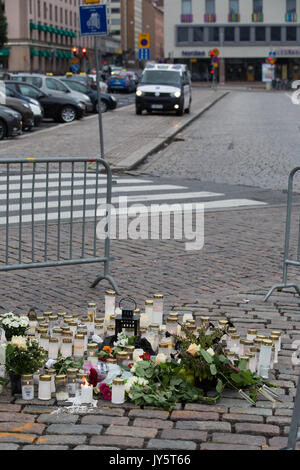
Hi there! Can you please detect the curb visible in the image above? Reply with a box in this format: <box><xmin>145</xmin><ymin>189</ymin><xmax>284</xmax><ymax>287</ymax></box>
<box><xmin>111</xmin><ymin>91</ymin><xmax>229</xmax><ymax>173</ymax></box>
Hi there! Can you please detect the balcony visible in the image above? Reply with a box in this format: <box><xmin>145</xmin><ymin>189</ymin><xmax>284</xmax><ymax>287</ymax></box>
<box><xmin>228</xmin><ymin>13</ymin><xmax>240</xmax><ymax>22</ymax></box>
<box><xmin>252</xmin><ymin>12</ymin><xmax>264</xmax><ymax>22</ymax></box>
<box><xmin>180</xmin><ymin>14</ymin><xmax>193</xmax><ymax>23</ymax></box>
<box><xmin>204</xmin><ymin>13</ymin><xmax>216</xmax><ymax>23</ymax></box>
<box><xmin>285</xmin><ymin>12</ymin><xmax>297</xmax><ymax>22</ymax></box>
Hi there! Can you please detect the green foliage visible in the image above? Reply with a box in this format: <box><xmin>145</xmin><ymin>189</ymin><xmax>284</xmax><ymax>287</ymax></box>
<box><xmin>52</xmin><ymin>355</ymin><xmax>84</xmax><ymax>375</ymax></box>
<box><xmin>5</xmin><ymin>339</ymin><xmax>48</xmax><ymax>376</ymax></box>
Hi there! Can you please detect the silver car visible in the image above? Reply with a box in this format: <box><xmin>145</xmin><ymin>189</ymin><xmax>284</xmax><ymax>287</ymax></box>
<box><xmin>11</xmin><ymin>73</ymin><xmax>93</xmax><ymax>113</ymax></box>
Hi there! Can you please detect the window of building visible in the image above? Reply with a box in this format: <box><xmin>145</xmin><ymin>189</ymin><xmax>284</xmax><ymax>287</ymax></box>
<box><xmin>287</xmin><ymin>0</ymin><xmax>296</xmax><ymax>14</ymax></box>
<box><xmin>49</xmin><ymin>4</ymin><xmax>52</xmax><ymax>21</ymax></box>
<box><xmin>111</xmin><ymin>18</ymin><xmax>120</xmax><ymax>24</ymax></box>
<box><xmin>229</xmin><ymin>0</ymin><xmax>239</xmax><ymax>14</ymax></box>
<box><xmin>224</xmin><ymin>26</ymin><xmax>235</xmax><ymax>41</ymax></box>
<box><xmin>255</xmin><ymin>26</ymin><xmax>265</xmax><ymax>40</ymax></box>
<box><xmin>181</xmin><ymin>0</ymin><xmax>192</xmax><ymax>15</ymax></box>
<box><xmin>43</xmin><ymin>1</ymin><xmax>47</xmax><ymax>19</ymax></box>
<box><xmin>206</xmin><ymin>0</ymin><xmax>215</xmax><ymax>14</ymax></box>
<box><xmin>70</xmin><ymin>11</ymin><xmax>72</xmax><ymax>26</ymax></box>
<box><xmin>253</xmin><ymin>0</ymin><xmax>263</xmax><ymax>13</ymax></box>
<box><xmin>60</xmin><ymin>8</ymin><xmax>63</xmax><ymax>23</ymax></box>
<box><xmin>111</xmin><ymin>8</ymin><xmax>120</xmax><ymax>14</ymax></box>
<box><xmin>286</xmin><ymin>26</ymin><xmax>297</xmax><ymax>40</ymax></box>
<box><xmin>208</xmin><ymin>26</ymin><xmax>219</xmax><ymax>41</ymax></box>
<box><xmin>240</xmin><ymin>26</ymin><xmax>250</xmax><ymax>41</ymax></box>
<box><xmin>55</xmin><ymin>6</ymin><xmax>58</xmax><ymax>22</ymax></box>
<box><xmin>65</xmin><ymin>9</ymin><xmax>68</xmax><ymax>24</ymax></box>
<box><xmin>193</xmin><ymin>27</ymin><xmax>204</xmax><ymax>42</ymax></box>
<box><xmin>37</xmin><ymin>0</ymin><xmax>41</xmax><ymax>18</ymax></box>
<box><xmin>271</xmin><ymin>26</ymin><xmax>281</xmax><ymax>41</ymax></box>
<box><xmin>177</xmin><ymin>27</ymin><xmax>189</xmax><ymax>42</ymax></box>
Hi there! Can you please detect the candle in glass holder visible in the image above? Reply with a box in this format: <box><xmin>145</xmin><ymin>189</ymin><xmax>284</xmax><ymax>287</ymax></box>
<box><xmin>200</xmin><ymin>316</ymin><xmax>210</xmax><ymax>328</ymax></box>
<box><xmin>68</xmin><ymin>321</ymin><xmax>78</xmax><ymax>338</ymax></box>
<box><xmin>67</xmin><ymin>368</ymin><xmax>78</xmax><ymax>396</ymax></box>
<box><xmin>49</xmin><ymin>315</ymin><xmax>58</xmax><ymax>333</ymax></box>
<box><xmin>145</xmin><ymin>324</ymin><xmax>160</xmax><ymax>353</ymax></box>
<box><xmin>271</xmin><ymin>331</ymin><xmax>282</xmax><ymax>351</ymax></box>
<box><xmin>74</xmin><ymin>334</ymin><xmax>85</xmax><ymax>358</ymax></box>
<box><xmin>78</xmin><ymin>329</ymin><xmax>88</xmax><ymax>351</ymax></box>
<box><xmin>270</xmin><ymin>335</ymin><xmax>280</xmax><ymax>364</ymax></box>
<box><xmin>116</xmin><ymin>351</ymin><xmax>130</xmax><ymax>367</ymax></box>
<box><xmin>80</xmin><ymin>377</ymin><xmax>93</xmax><ymax>404</ymax></box>
<box><xmin>55</xmin><ymin>375</ymin><xmax>69</xmax><ymax>401</ymax></box>
<box><xmin>72</xmin><ymin>313</ymin><xmax>79</xmax><ymax>324</ymax></box>
<box><xmin>133</xmin><ymin>348</ymin><xmax>144</xmax><ymax>362</ymax></box>
<box><xmin>247</xmin><ymin>329</ymin><xmax>257</xmax><ymax>342</ymax></box>
<box><xmin>60</xmin><ymin>338</ymin><xmax>73</xmax><ymax>358</ymax></box>
<box><xmin>166</xmin><ymin>317</ymin><xmax>178</xmax><ymax>336</ymax></box>
<box><xmin>105</xmin><ymin>290</ymin><xmax>116</xmax><ymax>324</ymax></box>
<box><xmin>87</xmin><ymin>302</ymin><xmax>97</xmax><ymax>324</ymax></box>
<box><xmin>94</xmin><ymin>318</ymin><xmax>105</xmax><ymax>337</ymax></box>
<box><xmin>48</xmin><ymin>337</ymin><xmax>59</xmax><ymax>360</ymax></box>
<box><xmin>75</xmin><ymin>373</ymin><xmax>86</xmax><ymax>397</ymax></box>
<box><xmin>158</xmin><ymin>342</ymin><xmax>169</xmax><ymax>357</ymax></box>
<box><xmin>183</xmin><ymin>313</ymin><xmax>194</xmax><ymax>323</ymax></box>
<box><xmin>111</xmin><ymin>378</ymin><xmax>125</xmax><ymax>404</ymax></box>
<box><xmin>21</xmin><ymin>375</ymin><xmax>34</xmax><ymax>400</ymax></box>
<box><xmin>258</xmin><ymin>339</ymin><xmax>273</xmax><ymax>378</ymax></box>
<box><xmin>39</xmin><ymin>334</ymin><xmax>50</xmax><ymax>353</ymax></box>
<box><xmin>245</xmin><ymin>352</ymin><xmax>256</xmax><ymax>372</ymax></box>
<box><xmin>140</xmin><ymin>311</ymin><xmax>150</xmax><ymax>329</ymax></box>
<box><xmin>38</xmin><ymin>374</ymin><xmax>52</xmax><ymax>400</ymax></box>
<box><xmin>52</xmin><ymin>328</ymin><xmax>62</xmax><ymax>348</ymax></box>
<box><xmin>230</xmin><ymin>334</ymin><xmax>240</xmax><ymax>354</ymax></box>
<box><xmin>152</xmin><ymin>294</ymin><xmax>164</xmax><ymax>325</ymax></box>
<box><xmin>57</xmin><ymin>312</ymin><xmax>66</xmax><ymax>327</ymax></box>
<box><xmin>87</xmin><ymin>343</ymin><xmax>99</xmax><ymax>365</ymax></box>
<box><xmin>124</xmin><ymin>345</ymin><xmax>135</xmax><ymax>362</ymax></box>
<box><xmin>145</xmin><ymin>300</ymin><xmax>153</xmax><ymax>324</ymax></box>
<box><xmin>47</xmin><ymin>369</ymin><xmax>56</xmax><ymax>394</ymax></box>
<box><xmin>33</xmin><ymin>368</ymin><xmax>42</xmax><ymax>385</ymax></box>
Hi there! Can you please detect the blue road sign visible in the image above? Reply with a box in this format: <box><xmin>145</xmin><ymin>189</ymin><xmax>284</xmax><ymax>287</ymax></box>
<box><xmin>138</xmin><ymin>48</ymin><xmax>150</xmax><ymax>61</ymax></box>
<box><xmin>72</xmin><ymin>64</ymin><xmax>80</xmax><ymax>73</ymax></box>
<box><xmin>79</xmin><ymin>4</ymin><xmax>108</xmax><ymax>37</ymax></box>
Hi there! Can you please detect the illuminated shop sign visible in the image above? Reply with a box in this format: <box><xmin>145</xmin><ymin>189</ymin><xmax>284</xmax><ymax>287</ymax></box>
<box><xmin>181</xmin><ymin>51</ymin><xmax>206</xmax><ymax>57</ymax></box>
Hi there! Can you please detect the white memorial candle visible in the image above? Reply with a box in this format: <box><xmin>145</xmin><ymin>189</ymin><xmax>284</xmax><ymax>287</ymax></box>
<box><xmin>80</xmin><ymin>379</ymin><xmax>93</xmax><ymax>404</ymax></box>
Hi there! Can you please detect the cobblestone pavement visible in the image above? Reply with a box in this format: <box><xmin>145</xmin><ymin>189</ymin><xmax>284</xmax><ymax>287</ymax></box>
<box><xmin>138</xmin><ymin>90</ymin><xmax>300</xmax><ymax>192</ymax></box>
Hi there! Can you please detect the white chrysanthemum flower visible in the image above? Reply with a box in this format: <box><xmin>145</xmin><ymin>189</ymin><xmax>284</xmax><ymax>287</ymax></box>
<box><xmin>125</xmin><ymin>376</ymin><xmax>149</xmax><ymax>397</ymax></box>
<box><xmin>206</xmin><ymin>347</ymin><xmax>215</xmax><ymax>357</ymax></box>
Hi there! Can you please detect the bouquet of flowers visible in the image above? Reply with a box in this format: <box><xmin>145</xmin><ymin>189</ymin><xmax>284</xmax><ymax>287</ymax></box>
<box><xmin>1</xmin><ymin>313</ymin><xmax>29</xmax><ymax>341</ymax></box>
<box><xmin>5</xmin><ymin>336</ymin><xmax>48</xmax><ymax>376</ymax></box>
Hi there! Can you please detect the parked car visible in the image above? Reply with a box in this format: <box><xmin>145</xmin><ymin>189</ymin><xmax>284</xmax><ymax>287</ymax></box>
<box><xmin>125</xmin><ymin>71</ymin><xmax>139</xmax><ymax>86</ymax></box>
<box><xmin>107</xmin><ymin>72</ymin><xmax>136</xmax><ymax>93</ymax></box>
<box><xmin>4</xmin><ymin>86</ymin><xmax>44</xmax><ymax>127</ymax></box>
<box><xmin>60</xmin><ymin>78</ymin><xmax>117</xmax><ymax>113</ymax></box>
<box><xmin>0</xmin><ymin>92</ymin><xmax>35</xmax><ymax>130</ymax></box>
<box><xmin>5</xmin><ymin>81</ymin><xmax>85</xmax><ymax>123</ymax></box>
<box><xmin>11</xmin><ymin>74</ymin><xmax>93</xmax><ymax>113</ymax></box>
<box><xmin>87</xmin><ymin>74</ymin><xmax>108</xmax><ymax>93</ymax></box>
<box><xmin>0</xmin><ymin>105</ymin><xmax>22</xmax><ymax>140</ymax></box>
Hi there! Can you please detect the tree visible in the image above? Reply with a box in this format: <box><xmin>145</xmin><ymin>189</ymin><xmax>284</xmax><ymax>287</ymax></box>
<box><xmin>0</xmin><ymin>5</ymin><xmax>8</xmax><ymax>49</ymax></box>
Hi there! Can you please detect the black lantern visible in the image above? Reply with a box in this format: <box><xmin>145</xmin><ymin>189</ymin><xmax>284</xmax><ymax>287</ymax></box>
<box><xmin>115</xmin><ymin>297</ymin><xmax>140</xmax><ymax>337</ymax></box>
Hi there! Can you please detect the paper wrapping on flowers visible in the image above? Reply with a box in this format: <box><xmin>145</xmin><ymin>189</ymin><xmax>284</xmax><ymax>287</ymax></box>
<box><xmin>0</xmin><ymin>344</ymin><xmax>6</xmax><ymax>365</ymax></box>
<box><xmin>104</xmin><ymin>364</ymin><xmax>132</xmax><ymax>384</ymax></box>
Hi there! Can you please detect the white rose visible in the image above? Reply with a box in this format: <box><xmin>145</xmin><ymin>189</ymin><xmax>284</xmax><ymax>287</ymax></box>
<box><xmin>10</xmin><ymin>336</ymin><xmax>27</xmax><ymax>350</ymax></box>
<box><xmin>155</xmin><ymin>353</ymin><xmax>167</xmax><ymax>365</ymax></box>
<box><xmin>206</xmin><ymin>347</ymin><xmax>215</xmax><ymax>357</ymax></box>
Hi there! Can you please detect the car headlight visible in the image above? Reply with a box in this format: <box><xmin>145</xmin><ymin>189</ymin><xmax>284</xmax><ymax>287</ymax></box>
<box><xmin>173</xmin><ymin>91</ymin><xmax>181</xmax><ymax>98</ymax></box>
<box><xmin>136</xmin><ymin>89</ymin><xmax>143</xmax><ymax>97</ymax></box>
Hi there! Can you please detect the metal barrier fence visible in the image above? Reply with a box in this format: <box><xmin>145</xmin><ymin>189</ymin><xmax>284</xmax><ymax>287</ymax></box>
<box><xmin>0</xmin><ymin>157</ymin><xmax>119</xmax><ymax>293</ymax></box>
<box><xmin>265</xmin><ymin>167</ymin><xmax>300</xmax><ymax>301</ymax></box>
<box><xmin>283</xmin><ymin>374</ymin><xmax>300</xmax><ymax>450</ymax></box>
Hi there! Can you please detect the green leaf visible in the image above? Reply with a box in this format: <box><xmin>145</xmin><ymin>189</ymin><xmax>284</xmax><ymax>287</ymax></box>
<box><xmin>216</xmin><ymin>379</ymin><xmax>224</xmax><ymax>394</ymax></box>
<box><xmin>200</xmin><ymin>349</ymin><xmax>213</xmax><ymax>364</ymax></box>
<box><xmin>210</xmin><ymin>364</ymin><xmax>217</xmax><ymax>375</ymax></box>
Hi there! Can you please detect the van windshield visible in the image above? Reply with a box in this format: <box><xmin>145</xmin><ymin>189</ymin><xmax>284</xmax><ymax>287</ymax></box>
<box><xmin>140</xmin><ymin>70</ymin><xmax>181</xmax><ymax>87</ymax></box>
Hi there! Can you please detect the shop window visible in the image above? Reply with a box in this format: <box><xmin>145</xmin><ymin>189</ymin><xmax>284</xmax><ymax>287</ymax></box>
<box><xmin>224</xmin><ymin>26</ymin><xmax>235</xmax><ymax>41</ymax></box>
<box><xmin>193</xmin><ymin>27</ymin><xmax>204</xmax><ymax>42</ymax></box>
<box><xmin>177</xmin><ymin>27</ymin><xmax>189</xmax><ymax>43</ymax></box>
<box><xmin>286</xmin><ymin>26</ymin><xmax>297</xmax><ymax>41</ymax></box>
<box><xmin>271</xmin><ymin>26</ymin><xmax>281</xmax><ymax>41</ymax></box>
<box><xmin>240</xmin><ymin>26</ymin><xmax>250</xmax><ymax>41</ymax></box>
<box><xmin>208</xmin><ymin>27</ymin><xmax>219</xmax><ymax>41</ymax></box>
<box><xmin>182</xmin><ymin>0</ymin><xmax>192</xmax><ymax>14</ymax></box>
<box><xmin>255</xmin><ymin>26</ymin><xmax>265</xmax><ymax>41</ymax></box>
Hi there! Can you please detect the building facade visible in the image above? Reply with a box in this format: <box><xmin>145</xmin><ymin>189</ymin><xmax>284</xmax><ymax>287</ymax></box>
<box><xmin>142</xmin><ymin>0</ymin><xmax>164</xmax><ymax>62</ymax></box>
<box><xmin>2</xmin><ymin>0</ymin><xmax>121</xmax><ymax>74</ymax></box>
<box><xmin>165</xmin><ymin>0</ymin><xmax>300</xmax><ymax>82</ymax></box>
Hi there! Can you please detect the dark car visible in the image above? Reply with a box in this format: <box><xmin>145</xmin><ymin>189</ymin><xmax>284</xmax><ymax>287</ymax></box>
<box><xmin>4</xmin><ymin>86</ymin><xmax>44</xmax><ymax>127</ymax></box>
<box><xmin>0</xmin><ymin>105</ymin><xmax>22</xmax><ymax>140</ymax></box>
<box><xmin>60</xmin><ymin>78</ymin><xmax>117</xmax><ymax>113</ymax></box>
<box><xmin>107</xmin><ymin>72</ymin><xmax>136</xmax><ymax>93</ymax></box>
<box><xmin>5</xmin><ymin>81</ymin><xmax>85</xmax><ymax>123</ymax></box>
<box><xmin>0</xmin><ymin>92</ymin><xmax>35</xmax><ymax>131</ymax></box>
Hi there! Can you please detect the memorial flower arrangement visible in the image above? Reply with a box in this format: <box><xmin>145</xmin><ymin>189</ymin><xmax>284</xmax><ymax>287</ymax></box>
<box><xmin>0</xmin><ymin>313</ymin><xmax>29</xmax><ymax>341</ymax></box>
<box><xmin>5</xmin><ymin>336</ymin><xmax>48</xmax><ymax>376</ymax></box>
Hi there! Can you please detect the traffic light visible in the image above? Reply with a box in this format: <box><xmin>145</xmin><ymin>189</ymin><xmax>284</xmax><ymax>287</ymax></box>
<box><xmin>209</xmin><ymin>50</ymin><xmax>214</xmax><ymax>58</ymax></box>
<box><xmin>82</xmin><ymin>48</ymin><xmax>87</xmax><ymax>55</ymax></box>
<box><xmin>72</xmin><ymin>47</ymin><xmax>78</xmax><ymax>57</ymax></box>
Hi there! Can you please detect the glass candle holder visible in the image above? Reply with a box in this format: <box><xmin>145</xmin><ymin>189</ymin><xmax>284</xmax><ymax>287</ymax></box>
<box><xmin>166</xmin><ymin>317</ymin><xmax>178</xmax><ymax>336</ymax></box>
<box><xmin>52</xmin><ymin>328</ymin><xmax>62</xmax><ymax>349</ymax></box>
<box><xmin>124</xmin><ymin>345</ymin><xmax>135</xmax><ymax>362</ymax></box>
<box><xmin>48</xmin><ymin>337</ymin><xmax>59</xmax><ymax>360</ymax></box>
<box><xmin>270</xmin><ymin>335</ymin><xmax>279</xmax><ymax>364</ymax></box>
<box><xmin>87</xmin><ymin>302</ymin><xmax>97</xmax><ymax>324</ymax></box>
<box><xmin>74</xmin><ymin>334</ymin><xmax>85</xmax><ymax>358</ymax></box>
<box><xmin>28</xmin><ymin>319</ymin><xmax>38</xmax><ymax>336</ymax></box>
<box><xmin>152</xmin><ymin>294</ymin><xmax>164</xmax><ymax>325</ymax></box>
<box><xmin>36</xmin><ymin>327</ymin><xmax>47</xmax><ymax>341</ymax></box>
<box><xmin>55</xmin><ymin>375</ymin><xmax>69</xmax><ymax>402</ymax></box>
<box><xmin>60</xmin><ymin>338</ymin><xmax>73</xmax><ymax>359</ymax></box>
<box><xmin>49</xmin><ymin>315</ymin><xmax>58</xmax><ymax>332</ymax></box>
<box><xmin>94</xmin><ymin>319</ymin><xmax>105</xmax><ymax>337</ymax></box>
<box><xmin>80</xmin><ymin>378</ymin><xmax>93</xmax><ymax>404</ymax></box>
<box><xmin>245</xmin><ymin>352</ymin><xmax>257</xmax><ymax>373</ymax></box>
<box><xmin>111</xmin><ymin>378</ymin><xmax>125</xmax><ymax>404</ymax></box>
<box><xmin>75</xmin><ymin>373</ymin><xmax>86</xmax><ymax>397</ymax></box>
<box><xmin>106</xmin><ymin>326</ymin><xmax>116</xmax><ymax>337</ymax></box>
<box><xmin>230</xmin><ymin>334</ymin><xmax>240</xmax><ymax>354</ymax></box>
<box><xmin>87</xmin><ymin>343</ymin><xmax>99</xmax><ymax>365</ymax></box>
<box><xmin>67</xmin><ymin>368</ymin><xmax>78</xmax><ymax>396</ymax></box>
<box><xmin>225</xmin><ymin>350</ymin><xmax>235</xmax><ymax>362</ymax></box>
<box><xmin>139</xmin><ymin>327</ymin><xmax>147</xmax><ymax>338</ymax></box>
<box><xmin>21</xmin><ymin>374</ymin><xmax>34</xmax><ymax>400</ymax></box>
<box><xmin>33</xmin><ymin>368</ymin><xmax>42</xmax><ymax>386</ymax></box>
<box><xmin>145</xmin><ymin>300</ymin><xmax>154</xmax><ymax>324</ymax></box>
<box><xmin>124</xmin><ymin>327</ymin><xmax>135</xmax><ymax>338</ymax></box>
<box><xmin>62</xmin><ymin>330</ymin><xmax>73</xmax><ymax>343</ymax></box>
<box><xmin>247</xmin><ymin>329</ymin><xmax>257</xmax><ymax>342</ymax></box>
<box><xmin>72</xmin><ymin>314</ymin><xmax>79</xmax><ymax>324</ymax></box>
<box><xmin>57</xmin><ymin>313</ymin><xmax>66</xmax><ymax>326</ymax></box>
<box><xmin>271</xmin><ymin>331</ymin><xmax>281</xmax><ymax>351</ymax></box>
<box><xmin>140</xmin><ymin>312</ymin><xmax>150</xmax><ymax>329</ymax></box>
<box><xmin>258</xmin><ymin>339</ymin><xmax>273</xmax><ymax>378</ymax></box>
<box><xmin>38</xmin><ymin>375</ymin><xmax>52</xmax><ymax>400</ymax></box>
<box><xmin>133</xmin><ymin>348</ymin><xmax>144</xmax><ymax>362</ymax></box>
<box><xmin>183</xmin><ymin>313</ymin><xmax>194</xmax><ymax>323</ymax></box>
<box><xmin>158</xmin><ymin>342</ymin><xmax>169</xmax><ymax>357</ymax></box>
<box><xmin>43</xmin><ymin>312</ymin><xmax>52</xmax><ymax>321</ymax></box>
<box><xmin>116</xmin><ymin>351</ymin><xmax>130</xmax><ymax>367</ymax></box>
<box><xmin>200</xmin><ymin>316</ymin><xmax>210</xmax><ymax>328</ymax></box>
<box><xmin>47</xmin><ymin>369</ymin><xmax>56</xmax><ymax>394</ymax></box>
<box><xmin>105</xmin><ymin>290</ymin><xmax>116</xmax><ymax>324</ymax></box>
<box><xmin>219</xmin><ymin>320</ymin><xmax>228</xmax><ymax>328</ymax></box>
<box><xmin>68</xmin><ymin>321</ymin><xmax>78</xmax><ymax>338</ymax></box>
<box><xmin>78</xmin><ymin>329</ymin><xmax>88</xmax><ymax>351</ymax></box>
<box><xmin>145</xmin><ymin>324</ymin><xmax>160</xmax><ymax>353</ymax></box>
<box><xmin>39</xmin><ymin>334</ymin><xmax>50</xmax><ymax>353</ymax></box>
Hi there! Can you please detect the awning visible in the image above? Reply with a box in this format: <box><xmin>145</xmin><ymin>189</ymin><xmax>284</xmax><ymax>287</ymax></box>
<box><xmin>30</xmin><ymin>48</ymin><xmax>39</xmax><ymax>57</ymax></box>
<box><xmin>30</xmin><ymin>21</ymin><xmax>38</xmax><ymax>30</ymax></box>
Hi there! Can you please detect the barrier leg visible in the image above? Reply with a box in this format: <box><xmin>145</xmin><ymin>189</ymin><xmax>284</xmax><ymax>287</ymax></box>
<box><xmin>264</xmin><ymin>282</ymin><xmax>300</xmax><ymax>302</ymax></box>
<box><xmin>282</xmin><ymin>375</ymin><xmax>300</xmax><ymax>450</ymax></box>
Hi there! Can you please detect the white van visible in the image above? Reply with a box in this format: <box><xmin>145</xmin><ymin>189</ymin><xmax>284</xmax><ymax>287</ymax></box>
<box><xmin>135</xmin><ymin>63</ymin><xmax>192</xmax><ymax>116</ymax></box>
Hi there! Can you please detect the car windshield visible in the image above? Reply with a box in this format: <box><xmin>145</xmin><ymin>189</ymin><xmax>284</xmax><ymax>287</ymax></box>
<box><xmin>140</xmin><ymin>70</ymin><xmax>181</xmax><ymax>87</ymax></box>
<box><xmin>20</xmin><ymin>76</ymin><xmax>43</xmax><ymax>88</ymax></box>
<box><xmin>63</xmin><ymin>80</ymin><xmax>87</xmax><ymax>93</ymax></box>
